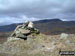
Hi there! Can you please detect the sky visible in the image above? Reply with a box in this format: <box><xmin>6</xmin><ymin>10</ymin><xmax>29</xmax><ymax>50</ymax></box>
<box><xmin>0</xmin><ymin>0</ymin><xmax>75</xmax><ymax>25</ymax></box>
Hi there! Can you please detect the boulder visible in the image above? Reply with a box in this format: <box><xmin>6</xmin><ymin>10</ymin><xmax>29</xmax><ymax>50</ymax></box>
<box><xmin>60</xmin><ymin>33</ymin><xmax>69</xmax><ymax>39</ymax></box>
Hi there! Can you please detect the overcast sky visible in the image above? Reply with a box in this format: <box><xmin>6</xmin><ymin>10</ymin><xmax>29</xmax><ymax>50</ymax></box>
<box><xmin>0</xmin><ymin>0</ymin><xmax>75</xmax><ymax>25</ymax></box>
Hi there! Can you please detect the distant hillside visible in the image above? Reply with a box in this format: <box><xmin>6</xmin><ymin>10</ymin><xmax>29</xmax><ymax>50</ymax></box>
<box><xmin>0</xmin><ymin>19</ymin><xmax>75</xmax><ymax>34</ymax></box>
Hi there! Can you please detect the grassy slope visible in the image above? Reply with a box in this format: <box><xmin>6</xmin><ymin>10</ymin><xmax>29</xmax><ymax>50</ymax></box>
<box><xmin>0</xmin><ymin>33</ymin><xmax>75</xmax><ymax>56</ymax></box>
<box><xmin>0</xmin><ymin>31</ymin><xmax>12</xmax><ymax>44</ymax></box>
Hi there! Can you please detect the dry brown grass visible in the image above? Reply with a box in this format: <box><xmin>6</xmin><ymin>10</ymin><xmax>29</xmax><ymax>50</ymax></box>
<box><xmin>0</xmin><ymin>33</ymin><xmax>75</xmax><ymax>56</ymax></box>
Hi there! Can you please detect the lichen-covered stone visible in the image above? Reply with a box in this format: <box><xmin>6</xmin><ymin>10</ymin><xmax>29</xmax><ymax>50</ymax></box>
<box><xmin>60</xmin><ymin>33</ymin><xmax>69</xmax><ymax>39</ymax></box>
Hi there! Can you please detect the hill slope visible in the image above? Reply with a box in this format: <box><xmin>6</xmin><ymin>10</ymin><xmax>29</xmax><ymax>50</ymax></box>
<box><xmin>0</xmin><ymin>33</ymin><xmax>75</xmax><ymax>56</ymax></box>
<box><xmin>0</xmin><ymin>19</ymin><xmax>75</xmax><ymax>34</ymax></box>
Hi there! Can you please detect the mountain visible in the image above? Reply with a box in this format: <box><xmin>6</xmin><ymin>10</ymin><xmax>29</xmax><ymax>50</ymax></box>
<box><xmin>34</xmin><ymin>19</ymin><xmax>62</xmax><ymax>23</ymax></box>
<box><xmin>0</xmin><ymin>19</ymin><xmax>75</xmax><ymax>34</ymax></box>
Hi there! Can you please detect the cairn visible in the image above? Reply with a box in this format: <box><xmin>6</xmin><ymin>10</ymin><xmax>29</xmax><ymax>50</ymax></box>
<box><xmin>10</xmin><ymin>21</ymin><xmax>40</xmax><ymax>40</ymax></box>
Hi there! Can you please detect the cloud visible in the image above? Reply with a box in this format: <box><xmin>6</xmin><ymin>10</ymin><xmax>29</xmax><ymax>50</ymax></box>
<box><xmin>0</xmin><ymin>15</ymin><xmax>40</xmax><ymax>26</ymax></box>
<box><xmin>0</xmin><ymin>0</ymin><xmax>75</xmax><ymax>25</ymax></box>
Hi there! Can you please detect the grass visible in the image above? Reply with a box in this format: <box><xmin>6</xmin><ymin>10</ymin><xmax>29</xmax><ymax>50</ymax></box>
<box><xmin>0</xmin><ymin>33</ymin><xmax>75</xmax><ymax>56</ymax></box>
